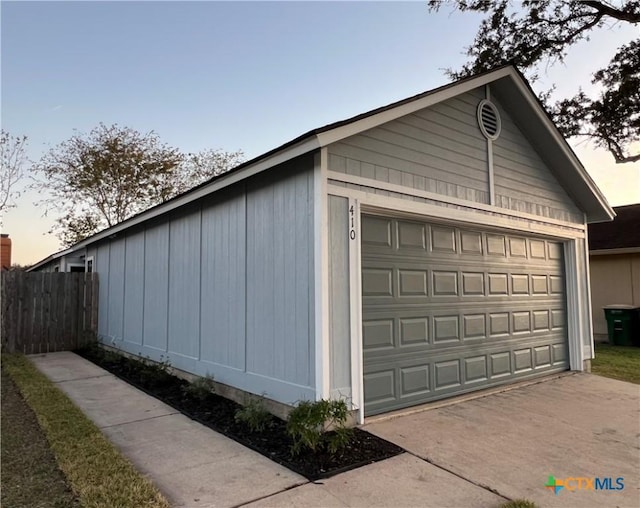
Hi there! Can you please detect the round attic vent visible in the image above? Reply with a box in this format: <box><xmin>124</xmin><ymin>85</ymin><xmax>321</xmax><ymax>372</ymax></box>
<box><xmin>477</xmin><ymin>99</ymin><xmax>501</xmax><ymax>140</ymax></box>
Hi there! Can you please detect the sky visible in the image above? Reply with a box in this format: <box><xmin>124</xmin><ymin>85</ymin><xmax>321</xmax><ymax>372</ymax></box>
<box><xmin>2</xmin><ymin>1</ymin><xmax>639</xmax><ymax>265</ymax></box>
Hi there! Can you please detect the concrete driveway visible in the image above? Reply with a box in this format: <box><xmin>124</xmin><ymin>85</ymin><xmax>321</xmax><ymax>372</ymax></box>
<box><xmin>365</xmin><ymin>373</ymin><xmax>639</xmax><ymax>508</ymax></box>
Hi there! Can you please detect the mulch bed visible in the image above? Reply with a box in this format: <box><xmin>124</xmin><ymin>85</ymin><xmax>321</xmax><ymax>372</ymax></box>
<box><xmin>75</xmin><ymin>346</ymin><xmax>404</xmax><ymax>480</ymax></box>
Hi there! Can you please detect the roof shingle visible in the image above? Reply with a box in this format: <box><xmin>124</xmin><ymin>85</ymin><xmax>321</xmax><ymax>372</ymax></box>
<box><xmin>588</xmin><ymin>204</ymin><xmax>640</xmax><ymax>251</ymax></box>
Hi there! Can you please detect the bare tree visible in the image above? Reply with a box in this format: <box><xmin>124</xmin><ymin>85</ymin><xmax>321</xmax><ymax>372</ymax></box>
<box><xmin>0</xmin><ymin>130</ymin><xmax>28</xmax><ymax>221</ymax></box>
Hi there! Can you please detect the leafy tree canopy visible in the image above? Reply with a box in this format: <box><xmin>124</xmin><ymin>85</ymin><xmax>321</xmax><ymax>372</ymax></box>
<box><xmin>33</xmin><ymin>123</ymin><xmax>244</xmax><ymax>247</ymax></box>
<box><xmin>427</xmin><ymin>0</ymin><xmax>640</xmax><ymax>164</ymax></box>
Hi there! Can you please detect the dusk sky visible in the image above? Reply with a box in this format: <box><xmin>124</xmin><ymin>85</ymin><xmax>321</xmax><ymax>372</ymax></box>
<box><xmin>2</xmin><ymin>1</ymin><xmax>638</xmax><ymax>265</ymax></box>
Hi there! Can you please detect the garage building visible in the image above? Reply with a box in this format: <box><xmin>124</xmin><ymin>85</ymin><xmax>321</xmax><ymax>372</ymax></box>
<box><xmin>30</xmin><ymin>65</ymin><xmax>613</xmax><ymax>422</ymax></box>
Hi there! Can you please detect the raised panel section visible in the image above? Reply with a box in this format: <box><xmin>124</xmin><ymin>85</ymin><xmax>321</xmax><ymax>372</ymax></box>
<box><xmin>465</xmin><ymin>356</ymin><xmax>487</xmax><ymax>382</ymax></box>
<box><xmin>400</xmin><ymin>318</ymin><xmax>429</xmax><ymax>345</ymax></box>
<box><xmin>513</xmin><ymin>312</ymin><xmax>531</xmax><ymax>333</ymax></box>
<box><xmin>491</xmin><ymin>352</ymin><xmax>511</xmax><ymax>377</ymax></box>
<box><xmin>530</xmin><ymin>240</ymin><xmax>546</xmax><ymax>259</ymax></box>
<box><xmin>460</xmin><ymin>231</ymin><xmax>482</xmax><ymax>254</ymax></box>
<box><xmin>398</xmin><ymin>221</ymin><xmax>426</xmax><ymax>249</ymax></box>
<box><xmin>489</xmin><ymin>313</ymin><xmax>509</xmax><ymax>336</ymax></box>
<box><xmin>361</xmin><ymin>216</ymin><xmax>391</xmax><ymax>247</ymax></box>
<box><xmin>488</xmin><ymin>273</ymin><xmax>508</xmax><ymax>295</ymax></box>
<box><xmin>514</xmin><ymin>349</ymin><xmax>532</xmax><ymax>372</ymax></box>
<box><xmin>550</xmin><ymin>276</ymin><xmax>564</xmax><ymax>294</ymax></box>
<box><xmin>401</xmin><ymin>366</ymin><xmax>430</xmax><ymax>396</ymax></box>
<box><xmin>509</xmin><ymin>237</ymin><xmax>527</xmax><ymax>257</ymax></box>
<box><xmin>534</xmin><ymin>346</ymin><xmax>551</xmax><ymax>367</ymax></box>
<box><xmin>431</xmin><ymin>226</ymin><xmax>456</xmax><ymax>252</ymax></box>
<box><xmin>552</xmin><ymin>343</ymin><xmax>567</xmax><ymax>363</ymax></box>
<box><xmin>512</xmin><ymin>274</ymin><xmax>529</xmax><ymax>294</ymax></box>
<box><xmin>435</xmin><ymin>360</ymin><xmax>461</xmax><ymax>389</ymax></box>
<box><xmin>363</xmin><ymin>320</ymin><xmax>394</xmax><ymax>350</ymax></box>
<box><xmin>364</xmin><ymin>370</ymin><xmax>396</xmax><ymax>403</ymax></box>
<box><xmin>433</xmin><ymin>271</ymin><xmax>458</xmax><ymax>295</ymax></box>
<box><xmin>399</xmin><ymin>270</ymin><xmax>428</xmax><ymax>296</ymax></box>
<box><xmin>362</xmin><ymin>269</ymin><xmax>393</xmax><ymax>296</ymax></box>
<box><xmin>531</xmin><ymin>275</ymin><xmax>548</xmax><ymax>294</ymax></box>
<box><xmin>549</xmin><ymin>242</ymin><xmax>563</xmax><ymax>260</ymax></box>
<box><xmin>487</xmin><ymin>235</ymin><xmax>506</xmax><ymax>256</ymax></box>
<box><xmin>463</xmin><ymin>314</ymin><xmax>485</xmax><ymax>339</ymax></box>
<box><xmin>462</xmin><ymin>272</ymin><xmax>484</xmax><ymax>295</ymax></box>
<box><xmin>551</xmin><ymin>309</ymin><xmax>565</xmax><ymax>330</ymax></box>
<box><xmin>434</xmin><ymin>316</ymin><xmax>459</xmax><ymax>342</ymax></box>
<box><xmin>532</xmin><ymin>310</ymin><xmax>550</xmax><ymax>331</ymax></box>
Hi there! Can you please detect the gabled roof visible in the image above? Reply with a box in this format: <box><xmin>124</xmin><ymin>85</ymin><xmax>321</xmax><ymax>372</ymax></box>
<box><xmin>30</xmin><ymin>64</ymin><xmax>614</xmax><ymax>270</ymax></box>
<box><xmin>588</xmin><ymin>203</ymin><xmax>640</xmax><ymax>253</ymax></box>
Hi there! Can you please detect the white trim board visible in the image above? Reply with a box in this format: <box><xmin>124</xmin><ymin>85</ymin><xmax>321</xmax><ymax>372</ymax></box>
<box><xmin>327</xmin><ymin>171</ymin><xmax>585</xmax><ymax>232</ymax></box>
<box><xmin>314</xmin><ymin>148</ymin><xmax>331</xmax><ymax>400</ymax></box>
<box><xmin>347</xmin><ymin>197</ymin><xmax>365</xmax><ymax>424</ymax></box>
<box><xmin>327</xmin><ymin>184</ymin><xmax>586</xmax><ymax>240</ymax></box>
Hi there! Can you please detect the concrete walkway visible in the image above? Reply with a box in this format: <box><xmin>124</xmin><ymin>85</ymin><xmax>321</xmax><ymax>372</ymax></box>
<box><xmin>30</xmin><ymin>352</ymin><xmax>505</xmax><ymax>508</ymax></box>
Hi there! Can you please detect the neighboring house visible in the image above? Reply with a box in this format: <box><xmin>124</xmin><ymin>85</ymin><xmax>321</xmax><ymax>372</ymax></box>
<box><xmin>29</xmin><ymin>66</ymin><xmax>613</xmax><ymax>421</ymax></box>
<box><xmin>30</xmin><ymin>249</ymin><xmax>89</xmax><ymax>272</ymax></box>
<box><xmin>588</xmin><ymin>204</ymin><xmax>640</xmax><ymax>341</ymax></box>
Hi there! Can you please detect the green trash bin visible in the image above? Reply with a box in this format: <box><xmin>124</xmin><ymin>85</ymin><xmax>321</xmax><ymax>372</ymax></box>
<box><xmin>603</xmin><ymin>305</ymin><xmax>640</xmax><ymax>346</ymax></box>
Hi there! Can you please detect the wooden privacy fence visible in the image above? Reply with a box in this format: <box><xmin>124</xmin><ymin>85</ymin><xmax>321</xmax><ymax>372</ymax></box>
<box><xmin>1</xmin><ymin>272</ymin><xmax>99</xmax><ymax>354</ymax></box>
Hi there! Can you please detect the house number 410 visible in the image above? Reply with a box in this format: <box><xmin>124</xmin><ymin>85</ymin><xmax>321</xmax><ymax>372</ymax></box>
<box><xmin>349</xmin><ymin>205</ymin><xmax>356</xmax><ymax>240</ymax></box>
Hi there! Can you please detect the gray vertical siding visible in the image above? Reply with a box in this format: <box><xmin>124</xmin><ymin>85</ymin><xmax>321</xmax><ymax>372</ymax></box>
<box><xmin>96</xmin><ymin>243</ymin><xmax>110</xmax><ymax>338</ymax></box>
<box><xmin>143</xmin><ymin>224</ymin><xmax>169</xmax><ymax>351</ymax></box>
<box><xmin>328</xmin><ymin>196</ymin><xmax>351</xmax><ymax>398</ymax></box>
<box><xmin>107</xmin><ymin>239</ymin><xmax>125</xmax><ymax>340</ymax></box>
<box><xmin>123</xmin><ymin>234</ymin><xmax>144</xmax><ymax>345</ymax></box>
<box><xmin>92</xmin><ymin>156</ymin><xmax>316</xmax><ymax>405</ymax></box>
<box><xmin>168</xmin><ymin>210</ymin><xmax>201</xmax><ymax>359</ymax></box>
<box><xmin>246</xmin><ymin>163</ymin><xmax>315</xmax><ymax>389</ymax></box>
<box><xmin>200</xmin><ymin>192</ymin><xmax>246</xmax><ymax>370</ymax></box>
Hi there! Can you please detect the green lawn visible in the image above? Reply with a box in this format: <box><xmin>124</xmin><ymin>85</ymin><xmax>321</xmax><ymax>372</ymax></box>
<box><xmin>2</xmin><ymin>353</ymin><xmax>169</xmax><ymax>508</ymax></box>
<box><xmin>1</xmin><ymin>365</ymin><xmax>79</xmax><ymax>508</ymax></box>
<box><xmin>592</xmin><ymin>343</ymin><xmax>640</xmax><ymax>384</ymax></box>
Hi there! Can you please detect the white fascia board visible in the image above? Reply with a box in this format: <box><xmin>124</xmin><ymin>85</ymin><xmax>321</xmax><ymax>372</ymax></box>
<box><xmin>316</xmin><ymin>67</ymin><xmax>514</xmax><ymax>147</ymax></box>
<box><xmin>507</xmin><ymin>74</ymin><xmax>615</xmax><ymax>222</ymax></box>
<box><xmin>71</xmin><ymin>136</ymin><xmax>321</xmax><ymax>251</ymax></box>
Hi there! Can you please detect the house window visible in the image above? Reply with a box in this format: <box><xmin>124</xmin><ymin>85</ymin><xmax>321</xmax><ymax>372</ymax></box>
<box><xmin>86</xmin><ymin>258</ymin><xmax>93</xmax><ymax>273</ymax></box>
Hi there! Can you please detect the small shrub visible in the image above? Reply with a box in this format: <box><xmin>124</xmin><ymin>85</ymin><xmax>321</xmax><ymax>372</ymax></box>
<box><xmin>501</xmin><ymin>500</ymin><xmax>538</xmax><ymax>508</ymax></box>
<box><xmin>140</xmin><ymin>356</ymin><xmax>173</xmax><ymax>385</ymax></box>
<box><xmin>286</xmin><ymin>399</ymin><xmax>353</xmax><ymax>455</ymax></box>
<box><xmin>235</xmin><ymin>398</ymin><xmax>273</xmax><ymax>432</ymax></box>
<box><xmin>182</xmin><ymin>374</ymin><xmax>216</xmax><ymax>401</ymax></box>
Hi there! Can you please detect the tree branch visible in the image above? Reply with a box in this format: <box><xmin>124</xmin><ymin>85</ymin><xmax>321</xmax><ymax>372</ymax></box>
<box><xmin>579</xmin><ymin>0</ymin><xmax>640</xmax><ymax>23</ymax></box>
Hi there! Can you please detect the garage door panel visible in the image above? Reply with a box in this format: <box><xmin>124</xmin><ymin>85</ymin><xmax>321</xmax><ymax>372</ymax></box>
<box><xmin>362</xmin><ymin>215</ymin><xmax>569</xmax><ymax>416</ymax></box>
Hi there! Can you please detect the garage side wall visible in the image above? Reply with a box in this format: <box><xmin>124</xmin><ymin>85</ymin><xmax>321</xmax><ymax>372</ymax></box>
<box><xmin>328</xmin><ymin>195</ymin><xmax>352</xmax><ymax>399</ymax></box>
<box><xmin>93</xmin><ymin>156</ymin><xmax>316</xmax><ymax>406</ymax></box>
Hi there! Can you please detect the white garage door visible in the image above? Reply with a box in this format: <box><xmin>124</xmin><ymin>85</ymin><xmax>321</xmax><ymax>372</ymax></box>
<box><xmin>362</xmin><ymin>214</ymin><xmax>569</xmax><ymax>416</ymax></box>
